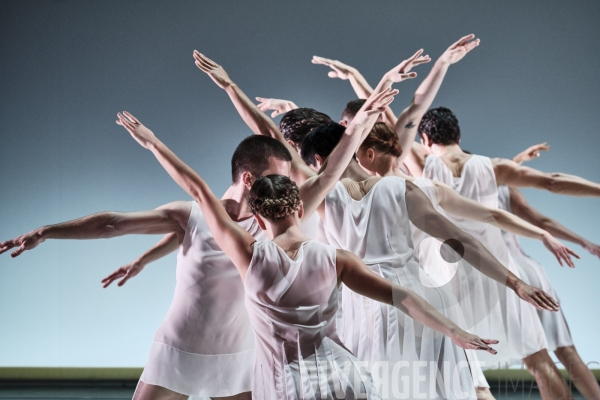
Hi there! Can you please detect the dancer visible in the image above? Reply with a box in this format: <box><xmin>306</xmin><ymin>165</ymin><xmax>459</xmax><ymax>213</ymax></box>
<box><xmin>0</xmin><ymin>135</ymin><xmax>295</xmax><ymax>400</ymax></box>
<box><xmin>492</xmin><ymin>145</ymin><xmax>600</xmax><ymax>400</ymax></box>
<box><xmin>353</xmin><ymin>123</ymin><xmax>579</xmax><ymax>269</ymax></box>
<box><xmin>300</xmin><ymin>122</ymin><xmax>560</xmax><ymax>400</ymax></box>
<box><xmin>114</xmin><ymin>108</ymin><xmax>500</xmax><ymax>399</ymax></box>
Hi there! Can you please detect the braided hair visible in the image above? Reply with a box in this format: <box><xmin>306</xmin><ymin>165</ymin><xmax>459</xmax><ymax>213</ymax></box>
<box><xmin>248</xmin><ymin>174</ymin><xmax>301</xmax><ymax>222</ymax></box>
<box><xmin>359</xmin><ymin>122</ymin><xmax>403</xmax><ymax>157</ymax></box>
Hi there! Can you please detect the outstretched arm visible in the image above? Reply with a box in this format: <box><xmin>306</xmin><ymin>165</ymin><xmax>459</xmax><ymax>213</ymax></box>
<box><xmin>512</xmin><ymin>143</ymin><xmax>551</xmax><ymax>165</ymax></box>
<box><xmin>493</xmin><ymin>158</ymin><xmax>600</xmax><ymax>197</ymax></box>
<box><xmin>508</xmin><ymin>187</ymin><xmax>600</xmax><ymax>259</ymax></box>
<box><xmin>116</xmin><ymin>112</ymin><xmax>256</xmax><ymax>279</ymax></box>
<box><xmin>336</xmin><ymin>249</ymin><xmax>498</xmax><ymax>354</ymax></box>
<box><xmin>433</xmin><ymin>182</ymin><xmax>579</xmax><ymax>267</ymax></box>
<box><xmin>299</xmin><ymin>88</ymin><xmax>399</xmax><ymax>218</ymax></box>
<box><xmin>310</xmin><ymin>56</ymin><xmax>375</xmax><ymax>100</ymax></box>
<box><xmin>0</xmin><ymin>202</ymin><xmax>189</xmax><ymax>258</ymax></box>
<box><xmin>396</xmin><ymin>35</ymin><xmax>480</xmax><ymax>174</ymax></box>
<box><xmin>193</xmin><ymin>51</ymin><xmax>314</xmax><ymax>185</ymax></box>
<box><xmin>101</xmin><ymin>232</ymin><xmax>182</xmax><ymax>288</ymax></box>
<box><xmin>404</xmin><ymin>181</ymin><xmax>559</xmax><ymax>311</ymax></box>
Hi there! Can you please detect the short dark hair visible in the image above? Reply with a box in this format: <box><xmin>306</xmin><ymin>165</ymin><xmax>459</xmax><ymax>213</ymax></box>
<box><xmin>300</xmin><ymin>122</ymin><xmax>346</xmax><ymax>167</ymax></box>
<box><xmin>249</xmin><ymin>174</ymin><xmax>301</xmax><ymax>222</ymax></box>
<box><xmin>342</xmin><ymin>99</ymin><xmax>366</xmax><ymax>122</ymax></box>
<box><xmin>279</xmin><ymin>108</ymin><xmax>333</xmax><ymax>147</ymax></box>
<box><xmin>231</xmin><ymin>136</ymin><xmax>292</xmax><ymax>183</ymax></box>
<box><xmin>418</xmin><ymin>107</ymin><xmax>461</xmax><ymax>145</ymax></box>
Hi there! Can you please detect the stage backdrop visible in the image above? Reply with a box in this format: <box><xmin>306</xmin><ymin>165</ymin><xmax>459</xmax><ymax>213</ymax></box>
<box><xmin>1</xmin><ymin>0</ymin><xmax>599</xmax><ymax>367</ymax></box>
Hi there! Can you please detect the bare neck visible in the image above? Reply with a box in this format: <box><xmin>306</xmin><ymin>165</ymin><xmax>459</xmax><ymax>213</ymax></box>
<box><xmin>342</xmin><ymin>159</ymin><xmax>373</xmax><ymax>181</ymax></box>
<box><xmin>221</xmin><ymin>183</ymin><xmax>253</xmax><ymax>221</ymax></box>
<box><xmin>430</xmin><ymin>143</ymin><xmax>464</xmax><ymax>157</ymax></box>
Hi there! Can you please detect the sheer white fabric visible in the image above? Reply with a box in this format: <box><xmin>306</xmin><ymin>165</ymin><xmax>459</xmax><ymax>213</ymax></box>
<box><xmin>323</xmin><ymin>176</ymin><xmax>477</xmax><ymax>400</ymax></box>
<box><xmin>140</xmin><ymin>201</ymin><xmax>266</xmax><ymax>398</ymax></box>
<box><xmin>497</xmin><ymin>185</ymin><xmax>573</xmax><ymax>351</ymax></box>
<box><xmin>420</xmin><ymin>155</ymin><xmax>547</xmax><ymax>368</ymax></box>
<box><xmin>245</xmin><ymin>239</ymin><xmax>380</xmax><ymax>400</ymax></box>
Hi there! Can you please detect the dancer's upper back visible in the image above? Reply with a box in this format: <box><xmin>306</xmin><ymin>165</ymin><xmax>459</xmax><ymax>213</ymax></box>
<box><xmin>322</xmin><ymin>176</ymin><xmax>415</xmax><ymax>267</ymax></box>
<box><xmin>244</xmin><ymin>239</ymin><xmax>340</xmax><ymax>357</ymax></box>
<box><xmin>423</xmin><ymin>154</ymin><xmax>499</xmax><ymax>207</ymax></box>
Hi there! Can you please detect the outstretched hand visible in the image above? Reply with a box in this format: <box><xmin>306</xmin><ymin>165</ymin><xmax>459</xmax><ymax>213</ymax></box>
<box><xmin>311</xmin><ymin>56</ymin><xmax>356</xmax><ymax>80</ymax></box>
<box><xmin>582</xmin><ymin>241</ymin><xmax>600</xmax><ymax>260</ymax></box>
<box><xmin>451</xmin><ymin>331</ymin><xmax>498</xmax><ymax>355</ymax></box>
<box><xmin>513</xmin><ymin>143</ymin><xmax>551</xmax><ymax>165</ymax></box>
<box><xmin>351</xmin><ymin>87</ymin><xmax>399</xmax><ymax>126</ymax></box>
<box><xmin>383</xmin><ymin>49</ymin><xmax>431</xmax><ymax>83</ymax></box>
<box><xmin>514</xmin><ymin>281</ymin><xmax>560</xmax><ymax>312</ymax></box>
<box><xmin>116</xmin><ymin>112</ymin><xmax>156</xmax><ymax>149</ymax></box>
<box><xmin>255</xmin><ymin>97</ymin><xmax>297</xmax><ymax>118</ymax></box>
<box><xmin>0</xmin><ymin>230</ymin><xmax>44</xmax><ymax>258</ymax></box>
<box><xmin>193</xmin><ymin>51</ymin><xmax>232</xmax><ymax>89</ymax></box>
<box><xmin>542</xmin><ymin>233</ymin><xmax>580</xmax><ymax>268</ymax></box>
<box><xmin>101</xmin><ymin>261</ymin><xmax>144</xmax><ymax>288</ymax></box>
<box><xmin>439</xmin><ymin>34</ymin><xmax>480</xmax><ymax>65</ymax></box>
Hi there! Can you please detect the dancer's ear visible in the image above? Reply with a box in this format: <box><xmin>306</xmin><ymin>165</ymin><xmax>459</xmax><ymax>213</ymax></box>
<box><xmin>241</xmin><ymin>171</ymin><xmax>255</xmax><ymax>190</ymax></box>
<box><xmin>339</xmin><ymin>120</ymin><xmax>348</xmax><ymax>127</ymax></box>
<box><xmin>314</xmin><ymin>154</ymin><xmax>324</xmax><ymax>169</ymax></box>
<box><xmin>254</xmin><ymin>213</ymin><xmax>267</xmax><ymax>231</ymax></box>
<box><xmin>367</xmin><ymin>148</ymin><xmax>375</xmax><ymax>162</ymax></box>
<box><xmin>297</xmin><ymin>201</ymin><xmax>304</xmax><ymax>220</ymax></box>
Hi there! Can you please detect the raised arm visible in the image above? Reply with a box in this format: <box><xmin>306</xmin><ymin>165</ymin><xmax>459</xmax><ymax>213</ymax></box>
<box><xmin>336</xmin><ymin>249</ymin><xmax>498</xmax><ymax>354</ymax></box>
<box><xmin>193</xmin><ymin>51</ymin><xmax>314</xmax><ymax>185</ymax></box>
<box><xmin>404</xmin><ymin>181</ymin><xmax>559</xmax><ymax>312</ymax></box>
<box><xmin>299</xmin><ymin>88</ymin><xmax>399</xmax><ymax>218</ymax></box>
<box><xmin>493</xmin><ymin>158</ymin><xmax>600</xmax><ymax>197</ymax></box>
<box><xmin>255</xmin><ymin>98</ymin><xmax>298</xmax><ymax>118</ymax></box>
<box><xmin>310</xmin><ymin>57</ymin><xmax>375</xmax><ymax>100</ymax></box>
<box><xmin>116</xmin><ymin>112</ymin><xmax>256</xmax><ymax>279</ymax></box>
<box><xmin>508</xmin><ymin>186</ymin><xmax>600</xmax><ymax>259</ymax></box>
<box><xmin>101</xmin><ymin>232</ymin><xmax>181</xmax><ymax>288</ymax></box>
<box><xmin>312</xmin><ymin>51</ymin><xmax>430</xmax><ymax>128</ymax></box>
<box><xmin>433</xmin><ymin>182</ymin><xmax>579</xmax><ymax>267</ymax></box>
<box><xmin>0</xmin><ymin>201</ymin><xmax>189</xmax><ymax>258</ymax></box>
<box><xmin>396</xmin><ymin>35</ymin><xmax>480</xmax><ymax>174</ymax></box>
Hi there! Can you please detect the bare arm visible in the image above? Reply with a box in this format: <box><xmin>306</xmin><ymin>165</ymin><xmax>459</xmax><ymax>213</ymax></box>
<box><xmin>404</xmin><ymin>181</ymin><xmax>559</xmax><ymax>311</ymax></box>
<box><xmin>116</xmin><ymin>112</ymin><xmax>256</xmax><ymax>280</ymax></box>
<box><xmin>493</xmin><ymin>158</ymin><xmax>600</xmax><ymax>197</ymax></box>
<box><xmin>512</xmin><ymin>143</ymin><xmax>551</xmax><ymax>165</ymax></box>
<box><xmin>312</xmin><ymin>51</ymin><xmax>430</xmax><ymax>128</ymax></box>
<box><xmin>299</xmin><ymin>88</ymin><xmax>398</xmax><ymax>217</ymax></box>
<box><xmin>255</xmin><ymin>98</ymin><xmax>298</xmax><ymax>118</ymax></box>
<box><xmin>395</xmin><ymin>35</ymin><xmax>480</xmax><ymax>175</ymax></box>
<box><xmin>101</xmin><ymin>232</ymin><xmax>182</xmax><ymax>288</ymax></box>
<box><xmin>336</xmin><ymin>249</ymin><xmax>498</xmax><ymax>354</ymax></box>
<box><xmin>508</xmin><ymin>187</ymin><xmax>600</xmax><ymax>259</ymax></box>
<box><xmin>0</xmin><ymin>202</ymin><xmax>189</xmax><ymax>258</ymax></box>
<box><xmin>434</xmin><ymin>182</ymin><xmax>579</xmax><ymax>267</ymax></box>
<box><xmin>193</xmin><ymin>51</ymin><xmax>314</xmax><ymax>185</ymax></box>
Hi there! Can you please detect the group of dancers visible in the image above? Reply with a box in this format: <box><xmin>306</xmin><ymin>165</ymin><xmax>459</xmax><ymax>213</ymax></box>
<box><xmin>2</xmin><ymin>34</ymin><xmax>600</xmax><ymax>400</ymax></box>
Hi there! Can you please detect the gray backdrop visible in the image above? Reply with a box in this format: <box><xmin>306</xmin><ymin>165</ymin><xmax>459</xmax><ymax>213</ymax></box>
<box><xmin>1</xmin><ymin>0</ymin><xmax>599</xmax><ymax>367</ymax></box>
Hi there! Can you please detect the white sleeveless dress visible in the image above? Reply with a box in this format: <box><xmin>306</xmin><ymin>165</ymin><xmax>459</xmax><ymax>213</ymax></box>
<box><xmin>139</xmin><ymin>201</ymin><xmax>266</xmax><ymax>399</ymax></box>
<box><xmin>421</xmin><ymin>155</ymin><xmax>547</xmax><ymax>367</ymax></box>
<box><xmin>245</xmin><ymin>239</ymin><xmax>379</xmax><ymax>400</ymax></box>
<box><xmin>323</xmin><ymin>176</ymin><xmax>477</xmax><ymax>400</ymax></box>
<box><xmin>497</xmin><ymin>185</ymin><xmax>573</xmax><ymax>351</ymax></box>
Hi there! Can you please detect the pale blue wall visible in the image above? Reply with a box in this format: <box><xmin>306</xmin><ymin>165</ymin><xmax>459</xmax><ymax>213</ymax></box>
<box><xmin>1</xmin><ymin>0</ymin><xmax>599</xmax><ymax>367</ymax></box>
